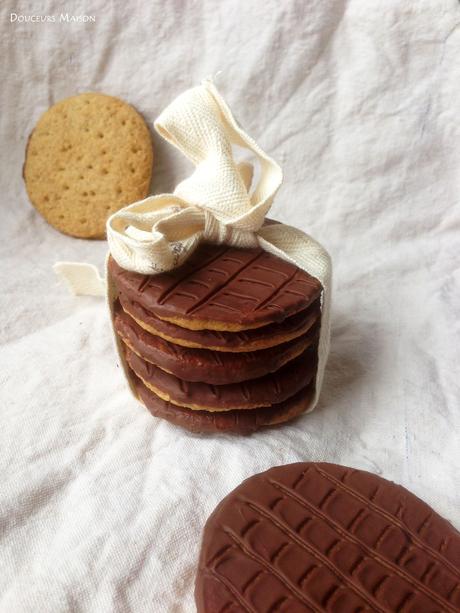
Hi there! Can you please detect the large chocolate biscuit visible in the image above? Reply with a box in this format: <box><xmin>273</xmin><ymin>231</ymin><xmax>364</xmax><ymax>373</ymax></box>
<box><xmin>119</xmin><ymin>292</ymin><xmax>321</xmax><ymax>352</ymax></box>
<box><xmin>114</xmin><ymin>302</ymin><xmax>319</xmax><ymax>385</ymax></box>
<box><xmin>108</xmin><ymin>244</ymin><xmax>322</xmax><ymax>331</ymax></box>
<box><xmin>196</xmin><ymin>463</ymin><xmax>460</xmax><ymax>612</ymax></box>
<box><xmin>133</xmin><ymin>375</ymin><xmax>315</xmax><ymax>435</ymax></box>
<box><xmin>125</xmin><ymin>345</ymin><xmax>317</xmax><ymax>411</ymax></box>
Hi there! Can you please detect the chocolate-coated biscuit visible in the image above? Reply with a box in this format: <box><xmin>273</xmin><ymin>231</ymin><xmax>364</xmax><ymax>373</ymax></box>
<box><xmin>119</xmin><ymin>292</ymin><xmax>321</xmax><ymax>353</ymax></box>
<box><xmin>125</xmin><ymin>345</ymin><xmax>318</xmax><ymax>411</ymax></box>
<box><xmin>114</xmin><ymin>302</ymin><xmax>319</xmax><ymax>385</ymax></box>
<box><xmin>108</xmin><ymin>244</ymin><xmax>322</xmax><ymax>331</ymax></box>
<box><xmin>196</xmin><ymin>463</ymin><xmax>460</xmax><ymax>612</ymax></box>
<box><xmin>133</xmin><ymin>374</ymin><xmax>315</xmax><ymax>435</ymax></box>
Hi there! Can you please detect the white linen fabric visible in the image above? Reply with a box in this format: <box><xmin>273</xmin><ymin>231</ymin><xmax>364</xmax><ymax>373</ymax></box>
<box><xmin>0</xmin><ymin>1</ymin><xmax>459</xmax><ymax>612</ymax></box>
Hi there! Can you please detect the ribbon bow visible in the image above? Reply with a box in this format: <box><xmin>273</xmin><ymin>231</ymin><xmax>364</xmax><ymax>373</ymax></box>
<box><xmin>55</xmin><ymin>81</ymin><xmax>332</xmax><ymax>413</ymax></box>
<box><xmin>106</xmin><ymin>81</ymin><xmax>284</xmax><ymax>274</ymax></box>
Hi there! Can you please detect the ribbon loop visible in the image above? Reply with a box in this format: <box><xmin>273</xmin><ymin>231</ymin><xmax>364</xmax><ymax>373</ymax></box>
<box><xmin>106</xmin><ymin>81</ymin><xmax>283</xmax><ymax>273</ymax></box>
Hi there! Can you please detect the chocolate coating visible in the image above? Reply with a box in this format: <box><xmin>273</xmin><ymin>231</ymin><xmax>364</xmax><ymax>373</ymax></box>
<box><xmin>114</xmin><ymin>302</ymin><xmax>319</xmax><ymax>385</ymax></box>
<box><xmin>133</xmin><ymin>374</ymin><xmax>315</xmax><ymax>435</ymax></box>
<box><xmin>108</xmin><ymin>244</ymin><xmax>322</xmax><ymax>330</ymax></box>
<box><xmin>119</xmin><ymin>292</ymin><xmax>321</xmax><ymax>352</ymax></box>
<box><xmin>196</xmin><ymin>463</ymin><xmax>460</xmax><ymax>613</ymax></box>
<box><xmin>125</xmin><ymin>345</ymin><xmax>318</xmax><ymax>411</ymax></box>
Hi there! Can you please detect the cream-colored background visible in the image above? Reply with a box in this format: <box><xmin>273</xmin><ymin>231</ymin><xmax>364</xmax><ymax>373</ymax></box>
<box><xmin>1</xmin><ymin>1</ymin><xmax>459</xmax><ymax>612</ymax></box>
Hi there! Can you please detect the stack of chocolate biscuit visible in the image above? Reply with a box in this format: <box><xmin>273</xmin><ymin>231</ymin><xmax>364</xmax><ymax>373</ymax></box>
<box><xmin>108</xmin><ymin>243</ymin><xmax>323</xmax><ymax>434</ymax></box>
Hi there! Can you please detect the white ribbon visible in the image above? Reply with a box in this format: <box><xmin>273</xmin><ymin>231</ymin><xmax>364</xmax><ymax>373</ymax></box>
<box><xmin>106</xmin><ymin>82</ymin><xmax>284</xmax><ymax>274</ymax></box>
<box><xmin>56</xmin><ymin>81</ymin><xmax>332</xmax><ymax>414</ymax></box>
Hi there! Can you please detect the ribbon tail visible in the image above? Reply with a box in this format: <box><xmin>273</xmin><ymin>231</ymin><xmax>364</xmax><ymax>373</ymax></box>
<box><xmin>53</xmin><ymin>262</ymin><xmax>106</xmax><ymax>297</ymax></box>
<box><xmin>257</xmin><ymin>224</ymin><xmax>332</xmax><ymax>412</ymax></box>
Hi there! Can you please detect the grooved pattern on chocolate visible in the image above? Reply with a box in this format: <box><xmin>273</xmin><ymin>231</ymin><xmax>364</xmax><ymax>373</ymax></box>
<box><xmin>119</xmin><ymin>293</ymin><xmax>321</xmax><ymax>352</ymax></box>
<box><xmin>133</xmin><ymin>375</ymin><xmax>315</xmax><ymax>435</ymax></box>
<box><xmin>196</xmin><ymin>463</ymin><xmax>460</xmax><ymax>613</ymax></box>
<box><xmin>125</xmin><ymin>345</ymin><xmax>318</xmax><ymax>411</ymax></box>
<box><xmin>109</xmin><ymin>244</ymin><xmax>322</xmax><ymax>329</ymax></box>
<box><xmin>114</xmin><ymin>302</ymin><xmax>319</xmax><ymax>384</ymax></box>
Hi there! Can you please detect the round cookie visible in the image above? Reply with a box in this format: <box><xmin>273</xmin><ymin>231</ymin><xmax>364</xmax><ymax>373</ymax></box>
<box><xmin>24</xmin><ymin>92</ymin><xmax>153</xmax><ymax>239</ymax></box>
<box><xmin>125</xmin><ymin>345</ymin><xmax>317</xmax><ymax>411</ymax></box>
<box><xmin>133</xmin><ymin>375</ymin><xmax>315</xmax><ymax>435</ymax></box>
<box><xmin>119</xmin><ymin>292</ymin><xmax>321</xmax><ymax>353</ymax></box>
<box><xmin>114</xmin><ymin>301</ymin><xmax>319</xmax><ymax>385</ymax></box>
<box><xmin>108</xmin><ymin>244</ymin><xmax>322</xmax><ymax>331</ymax></box>
<box><xmin>195</xmin><ymin>463</ymin><xmax>460</xmax><ymax>613</ymax></box>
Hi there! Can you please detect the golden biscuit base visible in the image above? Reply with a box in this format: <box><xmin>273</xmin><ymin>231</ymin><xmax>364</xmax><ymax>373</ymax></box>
<box><xmin>153</xmin><ymin>313</ymin><xmax>269</xmax><ymax>332</ymax></box>
<box><xmin>23</xmin><ymin>92</ymin><xmax>153</xmax><ymax>239</ymax></box>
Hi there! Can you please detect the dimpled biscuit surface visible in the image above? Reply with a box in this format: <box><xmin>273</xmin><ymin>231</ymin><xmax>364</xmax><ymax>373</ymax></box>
<box><xmin>24</xmin><ymin>92</ymin><xmax>153</xmax><ymax>238</ymax></box>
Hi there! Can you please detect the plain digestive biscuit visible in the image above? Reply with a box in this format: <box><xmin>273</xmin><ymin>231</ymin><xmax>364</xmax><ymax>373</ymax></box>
<box><xmin>23</xmin><ymin>92</ymin><xmax>153</xmax><ymax>239</ymax></box>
